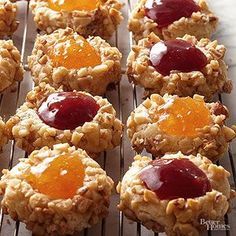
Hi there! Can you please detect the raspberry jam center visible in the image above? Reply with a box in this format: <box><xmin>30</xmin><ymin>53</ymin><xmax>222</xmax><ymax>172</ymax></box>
<box><xmin>145</xmin><ymin>0</ymin><xmax>201</xmax><ymax>28</ymax></box>
<box><xmin>48</xmin><ymin>0</ymin><xmax>100</xmax><ymax>11</ymax></box>
<box><xmin>47</xmin><ymin>35</ymin><xmax>101</xmax><ymax>70</ymax></box>
<box><xmin>38</xmin><ymin>92</ymin><xmax>100</xmax><ymax>130</ymax></box>
<box><xmin>150</xmin><ymin>39</ymin><xmax>207</xmax><ymax>76</ymax></box>
<box><xmin>140</xmin><ymin>158</ymin><xmax>211</xmax><ymax>200</ymax></box>
<box><xmin>26</xmin><ymin>154</ymin><xmax>85</xmax><ymax>199</ymax></box>
<box><xmin>157</xmin><ymin>97</ymin><xmax>211</xmax><ymax>137</ymax></box>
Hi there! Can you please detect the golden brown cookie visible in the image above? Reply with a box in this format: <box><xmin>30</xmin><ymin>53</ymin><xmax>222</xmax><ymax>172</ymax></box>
<box><xmin>117</xmin><ymin>152</ymin><xmax>235</xmax><ymax>235</ymax></box>
<box><xmin>0</xmin><ymin>116</ymin><xmax>8</xmax><ymax>149</ymax></box>
<box><xmin>127</xmin><ymin>34</ymin><xmax>232</xmax><ymax>100</ymax></box>
<box><xmin>0</xmin><ymin>0</ymin><xmax>18</xmax><ymax>37</ymax></box>
<box><xmin>0</xmin><ymin>143</ymin><xmax>114</xmax><ymax>235</ymax></box>
<box><xmin>6</xmin><ymin>83</ymin><xmax>123</xmax><ymax>156</ymax></box>
<box><xmin>127</xmin><ymin>94</ymin><xmax>236</xmax><ymax>161</ymax></box>
<box><xmin>128</xmin><ymin>0</ymin><xmax>218</xmax><ymax>42</ymax></box>
<box><xmin>28</xmin><ymin>28</ymin><xmax>122</xmax><ymax>95</ymax></box>
<box><xmin>0</xmin><ymin>39</ymin><xmax>24</xmax><ymax>92</ymax></box>
<box><xmin>30</xmin><ymin>0</ymin><xmax>123</xmax><ymax>39</ymax></box>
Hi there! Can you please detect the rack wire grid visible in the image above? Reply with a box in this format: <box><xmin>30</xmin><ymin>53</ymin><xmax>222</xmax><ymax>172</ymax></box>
<box><xmin>0</xmin><ymin>0</ymin><xmax>235</xmax><ymax>235</ymax></box>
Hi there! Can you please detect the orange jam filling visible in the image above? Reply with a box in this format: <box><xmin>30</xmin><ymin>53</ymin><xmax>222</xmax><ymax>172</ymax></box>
<box><xmin>48</xmin><ymin>0</ymin><xmax>100</xmax><ymax>11</ymax></box>
<box><xmin>47</xmin><ymin>35</ymin><xmax>101</xmax><ymax>70</ymax></box>
<box><xmin>26</xmin><ymin>154</ymin><xmax>85</xmax><ymax>199</ymax></box>
<box><xmin>157</xmin><ymin>97</ymin><xmax>211</xmax><ymax>137</ymax></box>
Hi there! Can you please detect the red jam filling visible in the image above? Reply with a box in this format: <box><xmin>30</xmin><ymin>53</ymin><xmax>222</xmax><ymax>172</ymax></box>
<box><xmin>38</xmin><ymin>92</ymin><xmax>100</xmax><ymax>130</ymax></box>
<box><xmin>145</xmin><ymin>0</ymin><xmax>201</xmax><ymax>28</ymax></box>
<box><xmin>149</xmin><ymin>39</ymin><xmax>208</xmax><ymax>76</ymax></box>
<box><xmin>140</xmin><ymin>158</ymin><xmax>211</xmax><ymax>200</ymax></box>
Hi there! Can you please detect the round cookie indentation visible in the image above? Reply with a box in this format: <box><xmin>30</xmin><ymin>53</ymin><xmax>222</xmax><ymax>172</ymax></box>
<box><xmin>145</xmin><ymin>0</ymin><xmax>201</xmax><ymax>28</ymax></box>
<box><xmin>26</xmin><ymin>153</ymin><xmax>85</xmax><ymax>199</ymax></box>
<box><xmin>140</xmin><ymin>158</ymin><xmax>211</xmax><ymax>200</ymax></box>
<box><xmin>150</xmin><ymin>39</ymin><xmax>207</xmax><ymax>76</ymax></box>
<box><xmin>38</xmin><ymin>92</ymin><xmax>100</xmax><ymax>130</ymax></box>
<box><xmin>48</xmin><ymin>0</ymin><xmax>100</xmax><ymax>11</ymax></box>
<box><xmin>47</xmin><ymin>35</ymin><xmax>101</xmax><ymax>70</ymax></box>
<box><xmin>156</xmin><ymin>97</ymin><xmax>211</xmax><ymax>137</ymax></box>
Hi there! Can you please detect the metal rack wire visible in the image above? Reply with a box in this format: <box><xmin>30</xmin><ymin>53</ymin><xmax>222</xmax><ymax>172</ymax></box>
<box><xmin>0</xmin><ymin>0</ymin><xmax>235</xmax><ymax>236</ymax></box>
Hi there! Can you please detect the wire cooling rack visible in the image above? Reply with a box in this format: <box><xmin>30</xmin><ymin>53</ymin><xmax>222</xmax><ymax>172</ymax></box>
<box><xmin>0</xmin><ymin>0</ymin><xmax>235</xmax><ymax>235</ymax></box>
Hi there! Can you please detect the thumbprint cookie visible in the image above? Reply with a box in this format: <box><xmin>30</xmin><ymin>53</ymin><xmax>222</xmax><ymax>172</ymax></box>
<box><xmin>127</xmin><ymin>94</ymin><xmax>236</xmax><ymax>161</ymax></box>
<box><xmin>0</xmin><ymin>39</ymin><xmax>24</xmax><ymax>92</ymax></box>
<box><xmin>127</xmin><ymin>33</ymin><xmax>232</xmax><ymax>100</ymax></box>
<box><xmin>128</xmin><ymin>0</ymin><xmax>218</xmax><ymax>42</ymax></box>
<box><xmin>117</xmin><ymin>152</ymin><xmax>235</xmax><ymax>235</ymax></box>
<box><xmin>0</xmin><ymin>144</ymin><xmax>114</xmax><ymax>235</ymax></box>
<box><xmin>0</xmin><ymin>0</ymin><xmax>18</xmax><ymax>37</ymax></box>
<box><xmin>30</xmin><ymin>0</ymin><xmax>123</xmax><ymax>39</ymax></box>
<box><xmin>0</xmin><ymin>117</ymin><xmax>8</xmax><ymax>150</ymax></box>
<box><xmin>28</xmin><ymin>28</ymin><xmax>122</xmax><ymax>95</ymax></box>
<box><xmin>6</xmin><ymin>83</ymin><xmax>123</xmax><ymax>156</ymax></box>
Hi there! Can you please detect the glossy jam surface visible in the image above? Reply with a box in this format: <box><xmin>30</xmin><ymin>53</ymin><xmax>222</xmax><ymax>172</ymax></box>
<box><xmin>47</xmin><ymin>35</ymin><xmax>101</xmax><ymax>70</ymax></box>
<box><xmin>38</xmin><ymin>92</ymin><xmax>100</xmax><ymax>130</ymax></box>
<box><xmin>140</xmin><ymin>158</ymin><xmax>211</xmax><ymax>200</ymax></box>
<box><xmin>157</xmin><ymin>97</ymin><xmax>211</xmax><ymax>137</ymax></box>
<box><xmin>26</xmin><ymin>154</ymin><xmax>85</xmax><ymax>199</ymax></box>
<box><xmin>150</xmin><ymin>39</ymin><xmax>208</xmax><ymax>76</ymax></box>
<box><xmin>145</xmin><ymin>0</ymin><xmax>201</xmax><ymax>28</ymax></box>
<box><xmin>48</xmin><ymin>0</ymin><xmax>100</xmax><ymax>11</ymax></box>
